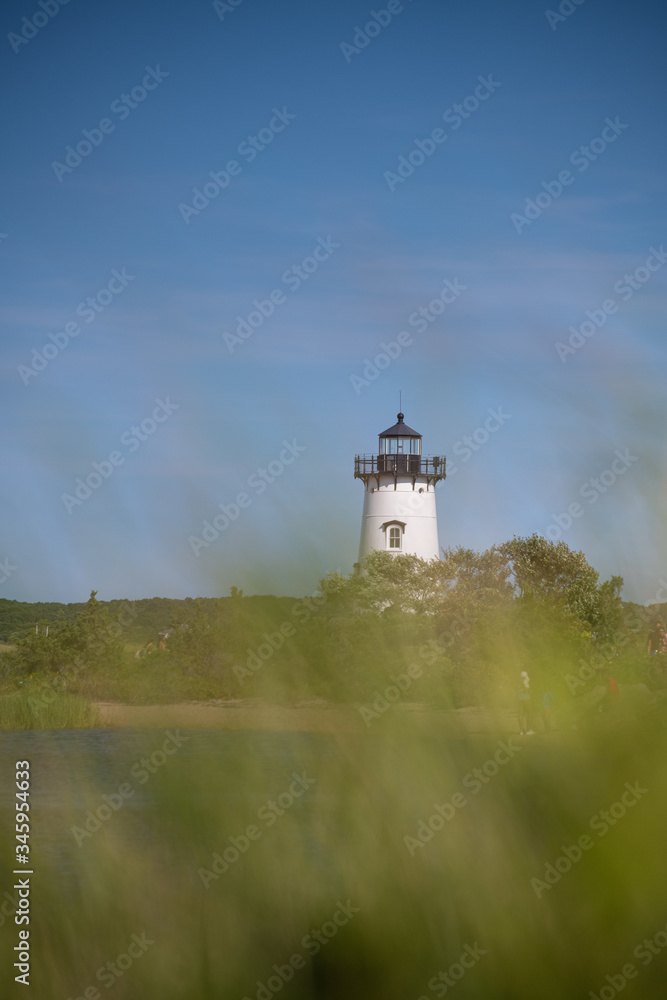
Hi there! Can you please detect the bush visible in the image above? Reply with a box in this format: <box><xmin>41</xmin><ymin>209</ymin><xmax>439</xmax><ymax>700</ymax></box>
<box><xmin>3</xmin><ymin>590</ymin><xmax>124</xmax><ymax>681</ymax></box>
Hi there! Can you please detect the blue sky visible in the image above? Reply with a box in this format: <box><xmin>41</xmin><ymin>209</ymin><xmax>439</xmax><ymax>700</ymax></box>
<box><xmin>1</xmin><ymin>0</ymin><xmax>665</xmax><ymax>604</ymax></box>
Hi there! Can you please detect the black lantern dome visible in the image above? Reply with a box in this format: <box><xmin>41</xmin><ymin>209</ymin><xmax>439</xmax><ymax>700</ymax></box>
<box><xmin>378</xmin><ymin>412</ymin><xmax>422</xmax><ymax>457</ymax></box>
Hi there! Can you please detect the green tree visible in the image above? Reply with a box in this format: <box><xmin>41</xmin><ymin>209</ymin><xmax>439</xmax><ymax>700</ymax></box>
<box><xmin>9</xmin><ymin>591</ymin><xmax>124</xmax><ymax>677</ymax></box>
<box><xmin>153</xmin><ymin>600</ymin><xmax>237</xmax><ymax>691</ymax></box>
<box><xmin>350</xmin><ymin>550</ymin><xmax>445</xmax><ymax>614</ymax></box>
<box><xmin>498</xmin><ymin>534</ymin><xmax>623</xmax><ymax>640</ymax></box>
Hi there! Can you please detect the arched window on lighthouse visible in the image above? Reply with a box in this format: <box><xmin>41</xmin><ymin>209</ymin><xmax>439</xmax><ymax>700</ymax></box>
<box><xmin>381</xmin><ymin>519</ymin><xmax>405</xmax><ymax>551</ymax></box>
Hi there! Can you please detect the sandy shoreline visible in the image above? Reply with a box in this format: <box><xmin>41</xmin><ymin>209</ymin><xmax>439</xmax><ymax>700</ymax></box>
<box><xmin>93</xmin><ymin>684</ymin><xmax>661</xmax><ymax>733</ymax></box>
<box><xmin>94</xmin><ymin>698</ymin><xmax>517</xmax><ymax>733</ymax></box>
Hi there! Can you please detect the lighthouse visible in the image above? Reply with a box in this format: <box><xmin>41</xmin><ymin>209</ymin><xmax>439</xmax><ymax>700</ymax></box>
<box><xmin>355</xmin><ymin>412</ymin><xmax>446</xmax><ymax>564</ymax></box>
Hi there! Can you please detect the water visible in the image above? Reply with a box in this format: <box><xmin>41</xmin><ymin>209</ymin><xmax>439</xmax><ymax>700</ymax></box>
<box><xmin>0</xmin><ymin>728</ymin><xmax>343</xmax><ymax>888</ymax></box>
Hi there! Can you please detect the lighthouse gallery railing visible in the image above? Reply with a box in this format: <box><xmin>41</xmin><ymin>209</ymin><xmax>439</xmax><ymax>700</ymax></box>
<box><xmin>354</xmin><ymin>454</ymin><xmax>446</xmax><ymax>477</ymax></box>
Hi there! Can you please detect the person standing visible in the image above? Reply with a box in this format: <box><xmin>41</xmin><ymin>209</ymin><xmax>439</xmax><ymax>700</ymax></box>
<box><xmin>648</xmin><ymin>621</ymin><xmax>667</xmax><ymax>655</ymax></box>
<box><xmin>517</xmin><ymin>671</ymin><xmax>533</xmax><ymax>734</ymax></box>
<box><xmin>541</xmin><ymin>690</ymin><xmax>555</xmax><ymax>732</ymax></box>
<box><xmin>600</xmin><ymin>669</ymin><xmax>620</xmax><ymax>713</ymax></box>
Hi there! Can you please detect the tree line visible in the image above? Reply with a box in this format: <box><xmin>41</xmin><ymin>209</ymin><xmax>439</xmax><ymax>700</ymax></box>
<box><xmin>1</xmin><ymin>536</ymin><xmax>663</xmax><ymax>708</ymax></box>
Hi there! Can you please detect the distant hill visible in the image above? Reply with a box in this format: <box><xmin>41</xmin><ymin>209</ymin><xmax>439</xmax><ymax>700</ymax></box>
<box><xmin>2</xmin><ymin>594</ymin><xmax>663</xmax><ymax>647</ymax></box>
<box><xmin>0</xmin><ymin>594</ymin><xmax>298</xmax><ymax>644</ymax></box>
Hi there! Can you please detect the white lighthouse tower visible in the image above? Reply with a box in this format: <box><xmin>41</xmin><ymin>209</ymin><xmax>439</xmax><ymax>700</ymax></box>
<box><xmin>355</xmin><ymin>412</ymin><xmax>446</xmax><ymax>564</ymax></box>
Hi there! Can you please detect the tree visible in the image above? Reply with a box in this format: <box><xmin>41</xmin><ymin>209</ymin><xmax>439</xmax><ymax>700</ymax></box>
<box><xmin>8</xmin><ymin>591</ymin><xmax>124</xmax><ymax>676</ymax></box>
<box><xmin>498</xmin><ymin>534</ymin><xmax>623</xmax><ymax>640</ymax></box>
<box><xmin>437</xmin><ymin>545</ymin><xmax>513</xmax><ymax>621</ymax></box>
<box><xmin>350</xmin><ymin>550</ymin><xmax>445</xmax><ymax>615</ymax></box>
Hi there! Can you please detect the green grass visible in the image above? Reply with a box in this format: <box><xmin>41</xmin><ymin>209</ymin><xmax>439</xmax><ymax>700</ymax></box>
<box><xmin>0</xmin><ymin>690</ymin><xmax>100</xmax><ymax>729</ymax></box>
<box><xmin>1</xmin><ymin>706</ymin><xmax>666</xmax><ymax>998</ymax></box>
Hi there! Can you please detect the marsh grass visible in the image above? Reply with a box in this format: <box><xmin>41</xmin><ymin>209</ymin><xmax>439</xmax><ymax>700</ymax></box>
<box><xmin>0</xmin><ymin>691</ymin><xmax>101</xmax><ymax>729</ymax></box>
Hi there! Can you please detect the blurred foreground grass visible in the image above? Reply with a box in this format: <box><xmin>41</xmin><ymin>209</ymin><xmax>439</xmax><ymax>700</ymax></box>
<box><xmin>1</xmin><ymin>707</ymin><xmax>666</xmax><ymax>999</ymax></box>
